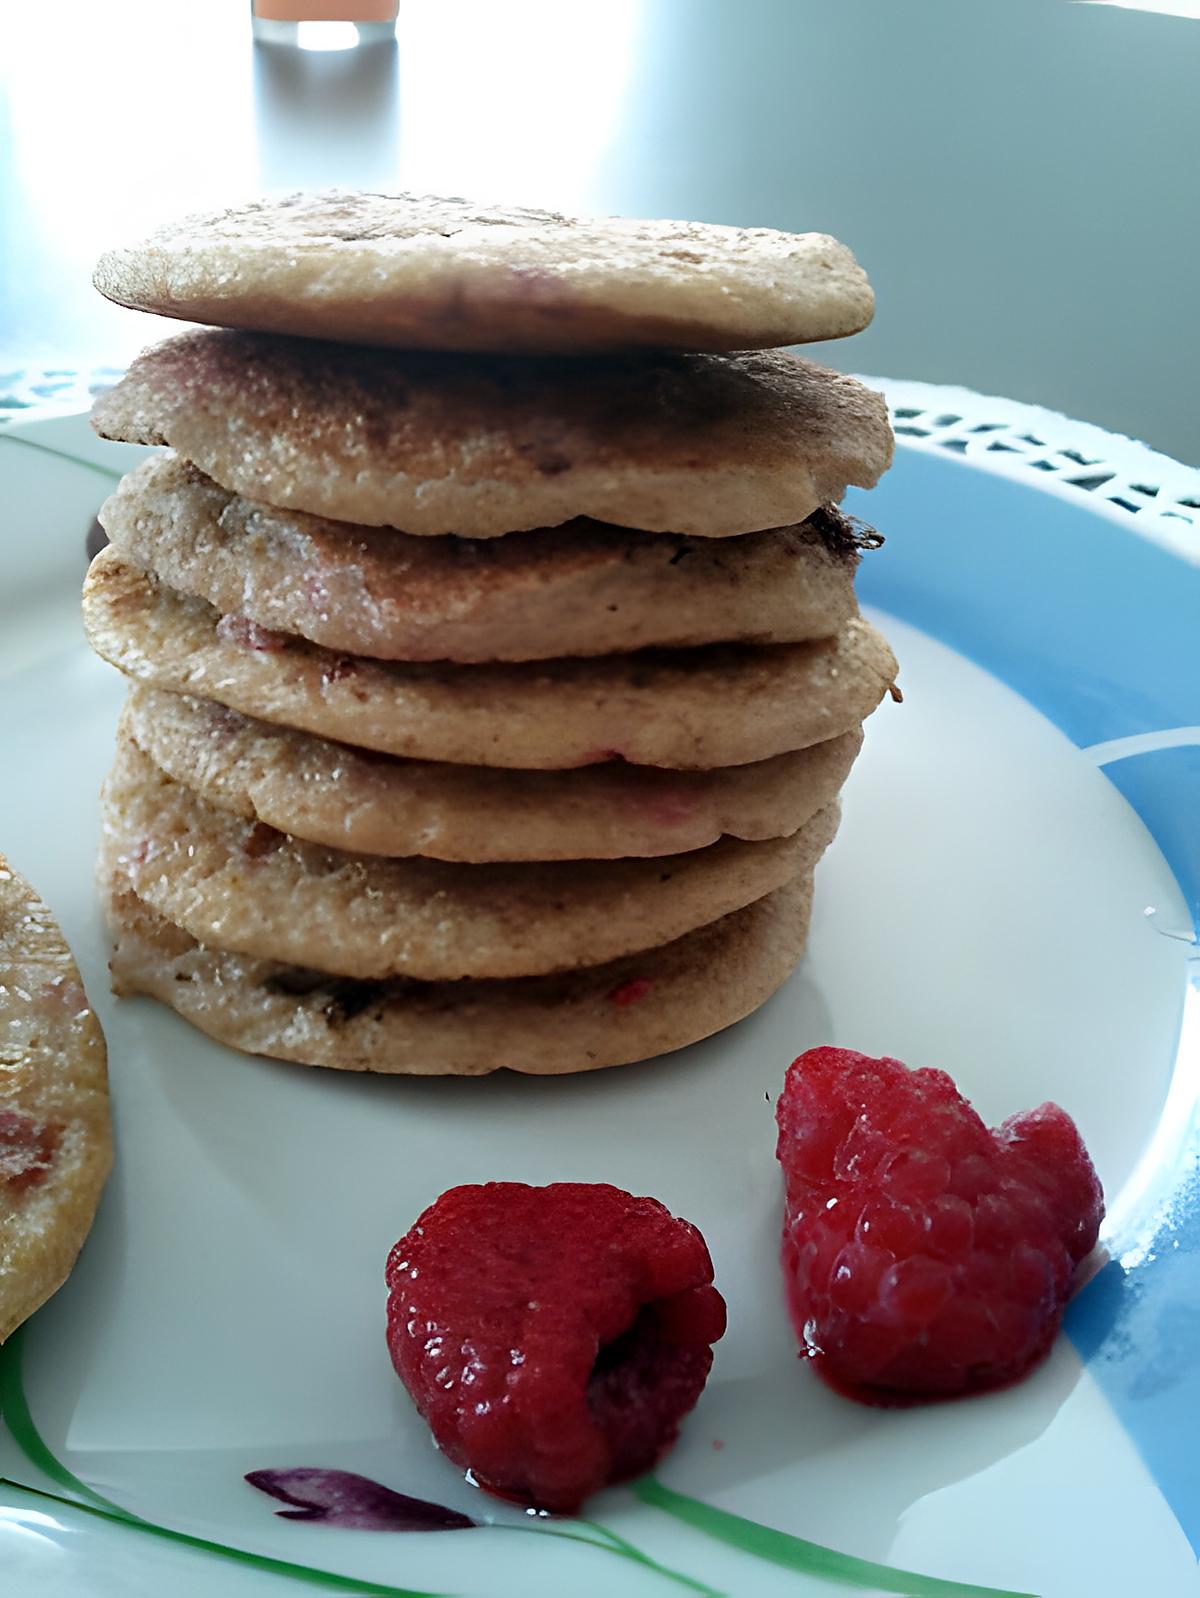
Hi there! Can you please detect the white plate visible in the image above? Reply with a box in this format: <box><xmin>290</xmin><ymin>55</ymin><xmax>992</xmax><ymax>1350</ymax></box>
<box><xmin>0</xmin><ymin>404</ymin><xmax>1197</xmax><ymax>1598</ymax></box>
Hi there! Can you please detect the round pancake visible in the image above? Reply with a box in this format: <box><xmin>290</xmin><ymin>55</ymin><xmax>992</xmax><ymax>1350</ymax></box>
<box><xmin>100</xmin><ymin>454</ymin><xmax>862</xmax><ymax>661</ymax></box>
<box><xmin>0</xmin><ymin>855</ymin><xmax>111</xmax><ymax>1343</ymax></box>
<box><xmin>100</xmin><ymin>736</ymin><xmax>838</xmax><ymax>981</ymax></box>
<box><xmin>83</xmin><ymin>550</ymin><xmax>899</xmax><ymax>770</ymax></box>
<box><xmin>105</xmin><ymin>873</ymin><xmax>814</xmax><ymax>1076</ymax></box>
<box><xmin>91</xmin><ymin>332</ymin><xmax>893</xmax><ymax>538</ymax></box>
<box><xmin>92</xmin><ymin>192</ymin><xmax>874</xmax><ymax>355</ymax></box>
<box><xmin>122</xmin><ymin>686</ymin><xmax>862</xmax><ymax>862</ymax></box>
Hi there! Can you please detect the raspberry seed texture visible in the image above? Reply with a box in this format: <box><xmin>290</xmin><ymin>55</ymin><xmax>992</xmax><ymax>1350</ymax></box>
<box><xmin>775</xmin><ymin>1047</ymin><xmax>1103</xmax><ymax>1402</ymax></box>
<box><xmin>385</xmin><ymin>1182</ymin><xmax>726</xmax><ymax>1512</ymax></box>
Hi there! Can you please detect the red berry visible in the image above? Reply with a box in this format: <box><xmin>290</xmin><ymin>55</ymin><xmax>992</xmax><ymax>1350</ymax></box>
<box><xmin>607</xmin><ymin>977</ymin><xmax>655</xmax><ymax>1007</ymax></box>
<box><xmin>775</xmin><ymin>1047</ymin><xmax>1103</xmax><ymax>1402</ymax></box>
<box><xmin>385</xmin><ymin>1183</ymin><xmax>726</xmax><ymax>1512</ymax></box>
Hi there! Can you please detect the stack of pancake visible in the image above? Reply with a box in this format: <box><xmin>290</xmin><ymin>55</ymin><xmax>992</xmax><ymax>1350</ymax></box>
<box><xmin>82</xmin><ymin>193</ymin><xmax>897</xmax><ymax>1078</ymax></box>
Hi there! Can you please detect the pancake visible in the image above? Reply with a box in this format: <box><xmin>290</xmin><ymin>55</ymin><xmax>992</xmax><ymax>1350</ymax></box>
<box><xmin>122</xmin><ymin>687</ymin><xmax>862</xmax><ymax>862</ymax></box>
<box><xmin>92</xmin><ymin>191</ymin><xmax>874</xmax><ymax>355</ymax></box>
<box><xmin>105</xmin><ymin>873</ymin><xmax>815</xmax><ymax>1076</ymax></box>
<box><xmin>0</xmin><ymin>855</ymin><xmax>111</xmax><ymax>1342</ymax></box>
<box><xmin>91</xmin><ymin>331</ymin><xmax>893</xmax><ymax>538</ymax></box>
<box><xmin>99</xmin><ymin>454</ymin><xmax>863</xmax><ymax>661</ymax></box>
<box><xmin>99</xmin><ymin>735</ymin><xmax>839</xmax><ymax>981</ymax></box>
<box><xmin>83</xmin><ymin>549</ymin><xmax>898</xmax><ymax>770</ymax></box>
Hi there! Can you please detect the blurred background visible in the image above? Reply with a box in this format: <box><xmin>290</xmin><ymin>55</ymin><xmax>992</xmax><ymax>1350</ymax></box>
<box><xmin>1</xmin><ymin>0</ymin><xmax>1197</xmax><ymax>462</ymax></box>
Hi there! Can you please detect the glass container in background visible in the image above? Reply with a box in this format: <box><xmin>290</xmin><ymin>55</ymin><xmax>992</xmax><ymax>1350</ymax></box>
<box><xmin>252</xmin><ymin>0</ymin><xmax>401</xmax><ymax>191</ymax></box>
<box><xmin>251</xmin><ymin>0</ymin><xmax>399</xmax><ymax>50</ymax></box>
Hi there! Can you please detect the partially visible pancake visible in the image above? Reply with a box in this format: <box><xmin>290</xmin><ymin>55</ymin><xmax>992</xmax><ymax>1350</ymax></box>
<box><xmin>122</xmin><ymin>688</ymin><xmax>862</xmax><ymax>862</ymax></box>
<box><xmin>0</xmin><ymin>855</ymin><xmax>111</xmax><ymax>1343</ymax></box>
<box><xmin>99</xmin><ymin>454</ymin><xmax>862</xmax><ymax>661</ymax></box>
<box><xmin>99</xmin><ymin>735</ymin><xmax>839</xmax><ymax>981</ymax></box>
<box><xmin>91</xmin><ymin>332</ymin><xmax>893</xmax><ymax>537</ymax></box>
<box><xmin>92</xmin><ymin>192</ymin><xmax>874</xmax><ymax>355</ymax></box>
<box><xmin>83</xmin><ymin>549</ymin><xmax>899</xmax><ymax>770</ymax></box>
<box><xmin>105</xmin><ymin>874</ymin><xmax>815</xmax><ymax>1076</ymax></box>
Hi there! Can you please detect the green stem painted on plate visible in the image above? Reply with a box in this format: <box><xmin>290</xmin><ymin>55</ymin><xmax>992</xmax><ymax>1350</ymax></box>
<box><xmin>0</xmin><ymin>1478</ymin><xmax>447</xmax><ymax>1598</ymax></box>
<box><xmin>553</xmin><ymin>1518</ymin><xmax>720</xmax><ymax>1595</ymax></box>
<box><xmin>0</xmin><ymin>1328</ymin><xmax>127</xmax><ymax>1517</ymax></box>
<box><xmin>0</xmin><ymin>1331</ymin><xmax>441</xmax><ymax>1598</ymax></box>
<box><xmin>632</xmin><ymin>1476</ymin><xmax>1038</xmax><ymax>1598</ymax></box>
<box><xmin>488</xmin><ymin>1519</ymin><xmax>719</xmax><ymax>1595</ymax></box>
<box><xmin>1</xmin><ymin>1325</ymin><xmax>1035</xmax><ymax>1598</ymax></box>
<box><xmin>0</xmin><ymin>429</ymin><xmax>124</xmax><ymax>482</ymax></box>
<box><xmin>0</xmin><ymin>1327</ymin><xmax>715</xmax><ymax>1595</ymax></box>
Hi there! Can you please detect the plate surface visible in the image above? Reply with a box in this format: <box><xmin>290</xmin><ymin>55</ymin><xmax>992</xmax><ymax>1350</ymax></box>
<box><xmin>0</xmin><ymin>410</ymin><xmax>1197</xmax><ymax>1598</ymax></box>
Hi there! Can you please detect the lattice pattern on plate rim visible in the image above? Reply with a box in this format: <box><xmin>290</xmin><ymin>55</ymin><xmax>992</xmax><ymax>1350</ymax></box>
<box><xmin>864</xmin><ymin>375</ymin><xmax>1198</xmax><ymax>559</ymax></box>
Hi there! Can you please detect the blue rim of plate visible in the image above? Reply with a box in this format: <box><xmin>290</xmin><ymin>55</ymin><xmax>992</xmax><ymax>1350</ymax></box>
<box><xmin>848</xmin><ymin>384</ymin><xmax>1200</xmax><ymax>1563</ymax></box>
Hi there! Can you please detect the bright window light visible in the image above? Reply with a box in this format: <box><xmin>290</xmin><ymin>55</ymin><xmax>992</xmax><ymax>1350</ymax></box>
<box><xmin>1078</xmin><ymin>1</ymin><xmax>1200</xmax><ymax>15</ymax></box>
<box><xmin>297</xmin><ymin>20</ymin><xmax>360</xmax><ymax>50</ymax></box>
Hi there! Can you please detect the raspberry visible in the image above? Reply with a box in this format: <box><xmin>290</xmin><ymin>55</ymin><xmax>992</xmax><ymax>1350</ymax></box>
<box><xmin>775</xmin><ymin>1047</ymin><xmax>1103</xmax><ymax>1402</ymax></box>
<box><xmin>385</xmin><ymin>1182</ymin><xmax>725</xmax><ymax>1512</ymax></box>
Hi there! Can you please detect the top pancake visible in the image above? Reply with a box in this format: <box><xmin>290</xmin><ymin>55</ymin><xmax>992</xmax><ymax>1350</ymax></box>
<box><xmin>91</xmin><ymin>333</ymin><xmax>893</xmax><ymax>537</ymax></box>
<box><xmin>92</xmin><ymin>192</ymin><xmax>875</xmax><ymax>355</ymax></box>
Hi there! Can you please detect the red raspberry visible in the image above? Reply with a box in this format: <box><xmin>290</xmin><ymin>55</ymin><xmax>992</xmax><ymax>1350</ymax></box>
<box><xmin>775</xmin><ymin>1047</ymin><xmax>1103</xmax><ymax>1402</ymax></box>
<box><xmin>385</xmin><ymin>1183</ymin><xmax>725</xmax><ymax>1513</ymax></box>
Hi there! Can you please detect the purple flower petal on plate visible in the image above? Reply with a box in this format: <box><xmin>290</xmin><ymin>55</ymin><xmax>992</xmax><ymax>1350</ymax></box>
<box><xmin>245</xmin><ymin>1467</ymin><xmax>475</xmax><ymax>1531</ymax></box>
